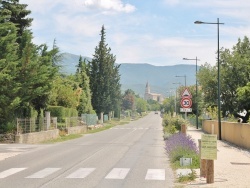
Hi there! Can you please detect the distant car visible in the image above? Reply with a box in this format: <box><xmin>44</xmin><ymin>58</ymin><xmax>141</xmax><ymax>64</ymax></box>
<box><xmin>155</xmin><ymin>111</ymin><xmax>158</xmax><ymax>114</ymax></box>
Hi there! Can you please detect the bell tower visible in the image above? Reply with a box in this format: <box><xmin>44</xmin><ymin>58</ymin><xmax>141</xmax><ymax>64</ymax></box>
<box><xmin>144</xmin><ymin>81</ymin><xmax>150</xmax><ymax>100</ymax></box>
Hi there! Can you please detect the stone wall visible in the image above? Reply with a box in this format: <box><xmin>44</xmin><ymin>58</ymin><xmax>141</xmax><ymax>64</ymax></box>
<box><xmin>66</xmin><ymin>126</ymin><xmax>87</xmax><ymax>135</ymax></box>
<box><xmin>0</xmin><ymin>133</ymin><xmax>15</xmax><ymax>143</ymax></box>
<box><xmin>15</xmin><ymin>129</ymin><xmax>59</xmax><ymax>144</ymax></box>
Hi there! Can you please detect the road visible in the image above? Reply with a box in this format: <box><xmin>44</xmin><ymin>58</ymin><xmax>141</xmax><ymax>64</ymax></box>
<box><xmin>0</xmin><ymin>112</ymin><xmax>174</xmax><ymax>188</ymax></box>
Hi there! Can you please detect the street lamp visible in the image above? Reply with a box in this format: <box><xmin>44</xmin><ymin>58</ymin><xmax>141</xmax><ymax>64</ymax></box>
<box><xmin>194</xmin><ymin>18</ymin><xmax>224</xmax><ymax>140</ymax></box>
<box><xmin>175</xmin><ymin>75</ymin><xmax>186</xmax><ymax>87</ymax></box>
<box><xmin>183</xmin><ymin>57</ymin><xmax>200</xmax><ymax>129</ymax></box>
<box><xmin>173</xmin><ymin>82</ymin><xmax>181</xmax><ymax>117</ymax></box>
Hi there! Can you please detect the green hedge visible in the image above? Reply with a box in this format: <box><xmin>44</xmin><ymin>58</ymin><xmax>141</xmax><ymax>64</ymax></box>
<box><xmin>47</xmin><ymin>106</ymin><xmax>78</xmax><ymax>120</ymax></box>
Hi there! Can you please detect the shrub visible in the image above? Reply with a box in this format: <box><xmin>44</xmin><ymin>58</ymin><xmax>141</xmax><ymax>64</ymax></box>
<box><xmin>165</xmin><ymin>133</ymin><xmax>199</xmax><ymax>169</ymax></box>
<box><xmin>163</xmin><ymin>115</ymin><xmax>187</xmax><ymax>134</ymax></box>
<box><xmin>178</xmin><ymin>169</ymin><xmax>197</xmax><ymax>182</ymax></box>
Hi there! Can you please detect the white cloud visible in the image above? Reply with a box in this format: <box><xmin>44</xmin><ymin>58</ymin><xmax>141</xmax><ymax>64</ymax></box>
<box><xmin>83</xmin><ymin>0</ymin><xmax>136</xmax><ymax>13</ymax></box>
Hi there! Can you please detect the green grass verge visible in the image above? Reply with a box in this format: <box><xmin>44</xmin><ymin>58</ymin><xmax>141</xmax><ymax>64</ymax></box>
<box><xmin>42</xmin><ymin>133</ymin><xmax>83</xmax><ymax>144</ymax></box>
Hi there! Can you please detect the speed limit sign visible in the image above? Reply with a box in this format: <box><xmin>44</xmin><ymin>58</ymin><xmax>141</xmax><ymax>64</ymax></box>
<box><xmin>180</xmin><ymin>97</ymin><xmax>192</xmax><ymax>108</ymax></box>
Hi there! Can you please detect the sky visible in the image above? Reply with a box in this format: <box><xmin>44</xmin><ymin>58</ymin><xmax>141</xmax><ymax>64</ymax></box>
<box><xmin>19</xmin><ymin>0</ymin><xmax>250</xmax><ymax>66</ymax></box>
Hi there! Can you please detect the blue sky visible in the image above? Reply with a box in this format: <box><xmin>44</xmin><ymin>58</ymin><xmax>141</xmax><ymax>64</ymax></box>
<box><xmin>20</xmin><ymin>0</ymin><xmax>250</xmax><ymax>66</ymax></box>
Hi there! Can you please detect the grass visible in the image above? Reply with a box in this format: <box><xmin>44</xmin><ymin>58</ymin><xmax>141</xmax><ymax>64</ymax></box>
<box><xmin>86</xmin><ymin>124</ymin><xmax>114</xmax><ymax>134</ymax></box>
<box><xmin>178</xmin><ymin>169</ymin><xmax>197</xmax><ymax>183</ymax></box>
<box><xmin>42</xmin><ymin>133</ymin><xmax>83</xmax><ymax>144</ymax></box>
<box><xmin>41</xmin><ymin>117</ymin><xmax>135</xmax><ymax>143</ymax></box>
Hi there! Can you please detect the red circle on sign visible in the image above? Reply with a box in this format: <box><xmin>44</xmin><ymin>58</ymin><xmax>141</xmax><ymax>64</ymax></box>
<box><xmin>180</xmin><ymin>98</ymin><xmax>192</xmax><ymax>108</ymax></box>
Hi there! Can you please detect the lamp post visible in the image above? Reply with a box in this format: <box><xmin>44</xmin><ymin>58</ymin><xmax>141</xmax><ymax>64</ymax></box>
<box><xmin>173</xmin><ymin>82</ymin><xmax>181</xmax><ymax>117</ymax></box>
<box><xmin>175</xmin><ymin>75</ymin><xmax>186</xmax><ymax>87</ymax></box>
<box><xmin>183</xmin><ymin>57</ymin><xmax>200</xmax><ymax>129</ymax></box>
<box><xmin>194</xmin><ymin>18</ymin><xmax>224</xmax><ymax>140</ymax></box>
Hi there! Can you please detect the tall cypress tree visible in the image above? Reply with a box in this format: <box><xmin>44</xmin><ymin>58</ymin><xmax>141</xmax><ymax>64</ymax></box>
<box><xmin>76</xmin><ymin>56</ymin><xmax>93</xmax><ymax>115</ymax></box>
<box><xmin>1</xmin><ymin>0</ymin><xmax>33</xmax><ymax>45</ymax></box>
<box><xmin>0</xmin><ymin>13</ymin><xmax>20</xmax><ymax>127</ymax></box>
<box><xmin>88</xmin><ymin>25</ymin><xmax>121</xmax><ymax>118</ymax></box>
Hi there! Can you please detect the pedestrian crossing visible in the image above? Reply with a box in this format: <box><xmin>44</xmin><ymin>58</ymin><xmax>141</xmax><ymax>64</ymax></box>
<box><xmin>0</xmin><ymin>167</ymin><xmax>166</xmax><ymax>181</ymax></box>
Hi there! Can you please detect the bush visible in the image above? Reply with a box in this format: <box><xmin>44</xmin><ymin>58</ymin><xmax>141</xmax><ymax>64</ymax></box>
<box><xmin>165</xmin><ymin>133</ymin><xmax>199</xmax><ymax>169</ymax></box>
<box><xmin>178</xmin><ymin>169</ymin><xmax>197</xmax><ymax>182</ymax></box>
<box><xmin>163</xmin><ymin>115</ymin><xmax>187</xmax><ymax>134</ymax></box>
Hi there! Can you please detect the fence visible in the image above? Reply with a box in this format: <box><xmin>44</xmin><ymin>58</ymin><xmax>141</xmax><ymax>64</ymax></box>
<box><xmin>17</xmin><ymin>114</ymin><xmax>98</xmax><ymax>134</ymax></box>
<box><xmin>16</xmin><ymin>117</ymin><xmax>57</xmax><ymax>134</ymax></box>
<box><xmin>187</xmin><ymin>116</ymin><xmax>202</xmax><ymax>128</ymax></box>
<box><xmin>65</xmin><ymin>117</ymin><xmax>85</xmax><ymax>128</ymax></box>
<box><xmin>81</xmin><ymin>114</ymin><xmax>98</xmax><ymax>125</ymax></box>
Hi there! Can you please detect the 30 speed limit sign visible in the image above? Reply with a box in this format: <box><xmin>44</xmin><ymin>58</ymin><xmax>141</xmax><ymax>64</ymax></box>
<box><xmin>180</xmin><ymin>97</ymin><xmax>192</xmax><ymax>108</ymax></box>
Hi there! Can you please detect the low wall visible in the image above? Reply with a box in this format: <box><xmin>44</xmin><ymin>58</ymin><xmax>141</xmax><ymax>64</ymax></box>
<box><xmin>203</xmin><ymin>120</ymin><xmax>250</xmax><ymax>149</ymax></box>
<box><xmin>15</xmin><ymin>129</ymin><xmax>59</xmax><ymax>144</ymax></box>
<box><xmin>66</xmin><ymin>126</ymin><xmax>87</xmax><ymax>134</ymax></box>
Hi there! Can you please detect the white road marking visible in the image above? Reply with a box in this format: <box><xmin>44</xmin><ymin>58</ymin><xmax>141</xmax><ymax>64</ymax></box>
<box><xmin>7</xmin><ymin>148</ymin><xmax>26</xmax><ymax>152</ymax></box>
<box><xmin>0</xmin><ymin>168</ymin><xmax>27</xmax><ymax>178</ymax></box>
<box><xmin>26</xmin><ymin>168</ymin><xmax>61</xmax><ymax>178</ymax></box>
<box><xmin>145</xmin><ymin>169</ymin><xmax>165</xmax><ymax>180</ymax></box>
<box><xmin>105</xmin><ymin>168</ymin><xmax>130</xmax><ymax>179</ymax></box>
<box><xmin>66</xmin><ymin>168</ymin><xmax>95</xmax><ymax>179</ymax></box>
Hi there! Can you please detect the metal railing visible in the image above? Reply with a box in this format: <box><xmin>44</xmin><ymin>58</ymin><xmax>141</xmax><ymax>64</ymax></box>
<box><xmin>16</xmin><ymin>117</ymin><xmax>57</xmax><ymax>134</ymax></box>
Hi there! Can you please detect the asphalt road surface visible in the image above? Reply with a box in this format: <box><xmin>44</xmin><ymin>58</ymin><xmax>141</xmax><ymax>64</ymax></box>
<box><xmin>0</xmin><ymin>112</ymin><xmax>174</xmax><ymax>188</ymax></box>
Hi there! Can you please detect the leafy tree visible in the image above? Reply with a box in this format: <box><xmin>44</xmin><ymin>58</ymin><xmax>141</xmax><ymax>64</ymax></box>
<box><xmin>196</xmin><ymin>62</ymin><xmax>217</xmax><ymax>108</ymax></box>
<box><xmin>135</xmin><ymin>97</ymin><xmax>147</xmax><ymax>114</ymax></box>
<box><xmin>147</xmin><ymin>99</ymin><xmax>160</xmax><ymax>111</ymax></box>
<box><xmin>197</xmin><ymin>36</ymin><xmax>250</xmax><ymax>121</ymax></box>
<box><xmin>88</xmin><ymin>25</ymin><xmax>121</xmax><ymax>118</ymax></box>
<box><xmin>48</xmin><ymin>75</ymin><xmax>78</xmax><ymax>108</ymax></box>
<box><xmin>220</xmin><ymin>37</ymin><xmax>250</xmax><ymax>116</ymax></box>
<box><xmin>75</xmin><ymin>56</ymin><xmax>93</xmax><ymax>115</ymax></box>
<box><xmin>122</xmin><ymin>89</ymin><xmax>135</xmax><ymax>111</ymax></box>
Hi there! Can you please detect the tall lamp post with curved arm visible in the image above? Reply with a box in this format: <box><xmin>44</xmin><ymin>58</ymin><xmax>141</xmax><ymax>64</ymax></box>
<box><xmin>183</xmin><ymin>57</ymin><xmax>200</xmax><ymax>129</ymax></box>
<box><xmin>194</xmin><ymin>18</ymin><xmax>224</xmax><ymax>140</ymax></box>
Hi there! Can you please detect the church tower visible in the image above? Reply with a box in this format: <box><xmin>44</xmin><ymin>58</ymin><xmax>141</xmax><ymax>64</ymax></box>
<box><xmin>144</xmin><ymin>81</ymin><xmax>150</xmax><ymax>100</ymax></box>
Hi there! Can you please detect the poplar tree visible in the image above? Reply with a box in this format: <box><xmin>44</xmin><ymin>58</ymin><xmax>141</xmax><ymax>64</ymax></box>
<box><xmin>88</xmin><ymin>25</ymin><xmax>121</xmax><ymax>118</ymax></box>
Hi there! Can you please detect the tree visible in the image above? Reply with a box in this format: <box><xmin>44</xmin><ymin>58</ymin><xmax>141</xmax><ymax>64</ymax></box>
<box><xmin>75</xmin><ymin>56</ymin><xmax>93</xmax><ymax>115</ymax></box>
<box><xmin>220</xmin><ymin>36</ymin><xmax>250</xmax><ymax>117</ymax></box>
<box><xmin>15</xmin><ymin>31</ymin><xmax>60</xmax><ymax>117</ymax></box>
<box><xmin>0</xmin><ymin>13</ymin><xmax>20</xmax><ymax>127</ymax></box>
<box><xmin>88</xmin><ymin>25</ymin><xmax>121</xmax><ymax>118</ymax></box>
<box><xmin>135</xmin><ymin>97</ymin><xmax>147</xmax><ymax>114</ymax></box>
<box><xmin>122</xmin><ymin>89</ymin><xmax>135</xmax><ymax>111</ymax></box>
<box><xmin>197</xmin><ymin>62</ymin><xmax>217</xmax><ymax>108</ymax></box>
<box><xmin>197</xmin><ymin>36</ymin><xmax>250</xmax><ymax>120</ymax></box>
<box><xmin>0</xmin><ymin>0</ymin><xmax>33</xmax><ymax>46</ymax></box>
<box><xmin>48</xmin><ymin>75</ymin><xmax>78</xmax><ymax>108</ymax></box>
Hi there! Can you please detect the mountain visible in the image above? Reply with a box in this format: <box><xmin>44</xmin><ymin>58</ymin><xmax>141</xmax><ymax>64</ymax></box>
<box><xmin>59</xmin><ymin>53</ymin><xmax>198</xmax><ymax>97</ymax></box>
<box><xmin>59</xmin><ymin>53</ymin><xmax>92</xmax><ymax>75</ymax></box>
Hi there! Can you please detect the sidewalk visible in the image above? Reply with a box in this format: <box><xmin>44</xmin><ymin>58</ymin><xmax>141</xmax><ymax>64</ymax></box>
<box><xmin>185</xmin><ymin>126</ymin><xmax>250</xmax><ymax>188</ymax></box>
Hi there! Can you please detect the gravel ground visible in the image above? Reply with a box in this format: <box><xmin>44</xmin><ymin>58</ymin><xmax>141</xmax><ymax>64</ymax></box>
<box><xmin>184</xmin><ymin>126</ymin><xmax>250</xmax><ymax>188</ymax></box>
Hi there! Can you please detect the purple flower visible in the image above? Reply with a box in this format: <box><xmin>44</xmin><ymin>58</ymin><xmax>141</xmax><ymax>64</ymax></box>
<box><xmin>165</xmin><ymin>133</ymin><xmax>198</xmax><ymax>155</ymax></box>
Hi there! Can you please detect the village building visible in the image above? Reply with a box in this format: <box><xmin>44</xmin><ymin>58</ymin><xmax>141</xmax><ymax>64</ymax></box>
<box><xmin>144</xmin><ymin>82</ymin><xmax>164</xmax><ymax>103</ymax></box>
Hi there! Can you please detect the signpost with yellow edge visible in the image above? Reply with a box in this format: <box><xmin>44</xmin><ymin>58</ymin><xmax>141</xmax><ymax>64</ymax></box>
<box><xmin>201</xmin><ymin>134</ymin><xmax>217</xmax><ymax>184</ymax></box>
